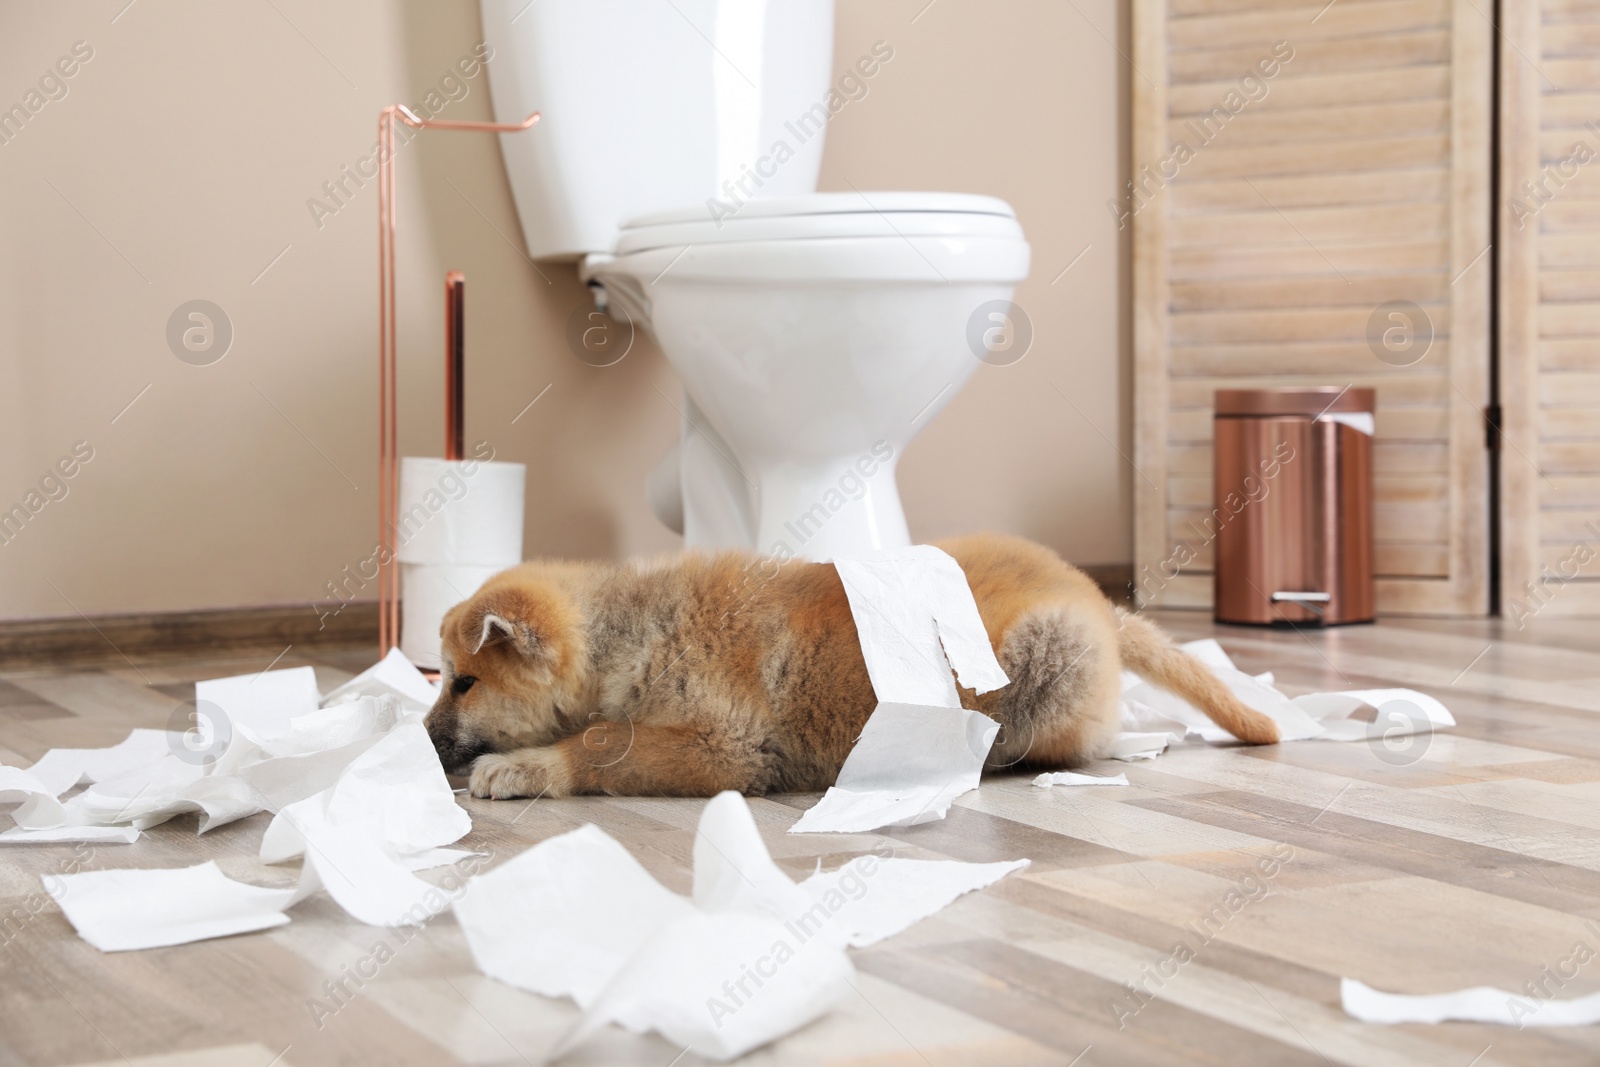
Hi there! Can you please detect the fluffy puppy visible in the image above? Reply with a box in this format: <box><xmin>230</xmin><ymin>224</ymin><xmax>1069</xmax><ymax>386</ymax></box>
<box><xmin>423</xmin><ymin>533</ymin><xmax>1278</xmax><ymax>799</ymax></box>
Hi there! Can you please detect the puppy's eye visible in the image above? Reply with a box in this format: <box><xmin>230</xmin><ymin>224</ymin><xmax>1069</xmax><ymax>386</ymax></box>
<box><xmin>451</xmin><ymin>675</ymin><xmax>477</xmax><ymax>696</ymax></box>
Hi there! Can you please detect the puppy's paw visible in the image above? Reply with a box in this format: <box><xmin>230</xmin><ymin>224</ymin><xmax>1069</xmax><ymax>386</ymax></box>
<box><xmin>468</xmin><ymin>749</ymin><xmax>571</xmax><ymax>799</ymax></box>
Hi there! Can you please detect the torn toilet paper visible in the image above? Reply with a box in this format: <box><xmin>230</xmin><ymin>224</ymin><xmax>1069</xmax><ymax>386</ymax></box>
<box><xmin>1112</xmin><ymin>638</ymin><xmax>1453</xmax><ymax>759</ymax></box>
<box><xmin>195</xmin><ymin>665</ymin><xmax>321</xmax><ymax>745</ymax></box>
<box><xmin>0</xmin><ymin>766</ymin><xmax>67</xmax><ymax>832</ymax></box>
<box><xmin>790</xmin><ymin>546</ymin><xmax>1010</xmax><ymax>834</ymax></box>
<box><xmin>23</xmin><ymin>728</ymin><xmax>171</xmax><ymax>797</ymax></box>
<box><xmin>321</xmin><ymin>646</ymin><xmax>441</xmax><ymax>713</ymax></box>
<box><xmin>258</xmin><ymin>719</ymin><xmax>473</xmax><ymax>926</ymax></box>
<box><xmin>51</xmin><ymin>860</ymin><xmax>312</xmax><ymax>952</ymax></box>
<box><xmin>1032</xmin><ymin>771</ymin><xmax>1129</xmax><ymax>788</ymax></box>
<box><xmin>790</xmin><ymin>704</ymin><xmax>997</xmax><ymax>834</ymax></box>
<box><xmin>1341</xmin><ymin>976</ymin><xmax>1600</xmax><ymax>1027</ymax></box>
<box><xmin>0</xmin><ymin>825</ymin><xmax>139</xmax><ymax>845</ymax></box>
<box><xmin>456</xmin><ymin>791</ymin><xmax>1025</xmax><ymax>1061</ymax></box>
<box><xmin>13</xmin><ymin>649</ymin><xmax>479</xmax><ymax>941</ymax></box>
<box><xmin>832</xmin><ymin>545</ymin><xmax>1010</xmax><ymax>709</ymax></box>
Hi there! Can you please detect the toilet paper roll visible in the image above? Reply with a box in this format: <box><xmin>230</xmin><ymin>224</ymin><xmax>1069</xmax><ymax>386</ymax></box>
<box><xmin>401</xmin><ymin>563</ymin><xmax>504</xmax><ymax>668</ymax></box>
<box><xmin>395</xmin><ymin>457</ymin><xmax>526</xmax><ymax>567</ymax></box>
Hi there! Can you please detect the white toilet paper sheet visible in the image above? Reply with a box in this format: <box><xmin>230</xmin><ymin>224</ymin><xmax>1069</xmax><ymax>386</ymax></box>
<box><xmin>1341</xmin><ymin>977</ymin><xmax>1600</xmax><ymax>1027</ymax></box>
<box><xmin>0</xmin><ymin>825</ymin><xmax>140</xmax><ymax>845</ymax></box>
<box><xmin>832</xmin><ymin>545</ymin><xmax>1009</xmax><ymax>708</ymax></box>
<box><xmin>789</xmin><ymin>703</ymin><xmax>999</xmax><ymax>833</ymax></box>
<box><xmin>259</xmin><ymin>720</ymin><xmax>471</xmax><ymax>864</ymax></box>
<box><xmin>790</xmin><ymin>546</ymin><xmax>1011</xmax><ymax>834</ymax></box>
<box><xmin>195</xmin><ymin>665</ymin><xmax>321</xmax><ymax>745</ymax></box>
<box><xmin>23</xmin><ymin>728</ymin><xmax>172</xmax><ymax>797</ymax></box>
<box><xmin>50</xmin><ymin>860</ymin><xmax>313</xmax><ymax>952</ymax></box>
<box><xmin>1032</xmin><ymin>771</ymin><xmax>1129</xmax><ymax>788</ymax></box>
<box><xmin>455</xmin><ymin>791</ymin><xmax>1025</xmax><ymax>1061</ymax></box>
<box><xmin>1112</xmin><ymin>638</ymin><xmax>1455</xmax><ymax>760</ymax></box>
<box><xmin>321</xmin><ymin>646</ymin><xmax>442</xmax><ymax>713</ymax></box>
<box><xmin>13</xmin><ymin>650</ymin><xmax>481</xmax><ymax>943</ymax></box>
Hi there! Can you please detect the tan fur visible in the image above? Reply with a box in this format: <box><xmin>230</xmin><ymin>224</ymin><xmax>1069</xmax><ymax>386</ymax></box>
<box><xmin>423</xmin><ymin>533</ymin><xmax>1278</xmax><ymax>799</ymax></box>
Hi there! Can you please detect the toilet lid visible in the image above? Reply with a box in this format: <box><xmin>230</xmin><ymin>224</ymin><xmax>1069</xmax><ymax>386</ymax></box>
<box><xmin>614</xmin><ymin>191</ymin><xmax>1023</xmax><ymax>255</ymax></box>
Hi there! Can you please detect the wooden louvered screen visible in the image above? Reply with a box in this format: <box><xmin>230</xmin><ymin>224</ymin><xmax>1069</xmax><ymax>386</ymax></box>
<box><xmin>1131</xmin><ymin>0</ymin><xmax>1492</xmax><ymax>615</ymax></box>
<box><xmin>1501</xmin><ymin>0</ymin><xmax>1600</xmax><ymax>618</ymax></box>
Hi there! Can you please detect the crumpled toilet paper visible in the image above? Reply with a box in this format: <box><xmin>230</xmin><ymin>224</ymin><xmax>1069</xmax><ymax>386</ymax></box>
<box><xmin>1032</xmin><ymin>771</ymin><xmax>1129</xmax><ymax>788</ymax></box>
<box><xmin>23</xmin><ymin>728</ymin><xmax>172</xmax><ymax>796</ymax></box>
<box><xmin>258</xmin><ymin>719</ymin><xmax>474</xmax><ymax>926</ymax></box>
<box><xmin>13</xmin><ymin>650</ymin><xmax>479</xmax><ymax>946</ymax></box>
<box><xmin>790</xmin><ymin>546</ymin><xmax>1011</xmax><ymax>834</ymax></box>
<box><xmin>195</xmin><ymin>665</ymin><xmax>322</xmax><ymax>746</ymax></box>
<box><xmin>1113</xmin><ymin>638</ymin><xmax>1454</xmax><ymax>759</ymax></box>
<box><xmin>320</xmin><ymin>646</ymin><xmax>443</xmax><ymax>713</ymax></box>
<box><xmin>455</xmin><ymin>791</ymin><xmax>1026</xmax><ymax>1061</ymax></box>
<box><xmin>1341</xmin><ymin>977</ymin><xmax>1600</xmax><ymax>1027</ymax></box>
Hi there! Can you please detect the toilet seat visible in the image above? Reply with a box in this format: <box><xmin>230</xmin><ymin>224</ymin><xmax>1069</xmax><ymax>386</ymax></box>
<box><xmin>614</xmin><ymin>191</ymin><xmax>1025</xmax><ymax>255</ymax></box>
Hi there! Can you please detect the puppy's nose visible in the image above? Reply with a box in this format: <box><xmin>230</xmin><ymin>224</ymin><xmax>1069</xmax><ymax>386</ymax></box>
<box><xmin>424</xmin><ymin>708</ymin><xmax>456</xmax><ymax>758</ymax></box>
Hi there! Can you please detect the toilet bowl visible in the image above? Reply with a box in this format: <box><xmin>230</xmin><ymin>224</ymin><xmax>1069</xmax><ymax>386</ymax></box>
<box><xmin>588</xmin><ymin>193</ymin><xmax>1029</xmax><ymax>559</ymax></box>
<box><xmin>481</xmin><ymin>0</ymin><xmax>1031</xmax><ymax>559</ymax></box>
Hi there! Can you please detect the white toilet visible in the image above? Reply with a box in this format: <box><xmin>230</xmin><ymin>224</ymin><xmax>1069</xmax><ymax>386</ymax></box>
<box><xmin>482</xmin><ymin>0</ymin><xmax>1030</xmax><ymax>561</ymax></box>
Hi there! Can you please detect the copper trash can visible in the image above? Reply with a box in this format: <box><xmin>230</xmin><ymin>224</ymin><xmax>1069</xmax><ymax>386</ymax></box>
<box><xmin>1213</xmin><ymin>387</ymin><xmax>1375</xmax><ymax>626</ymax></box>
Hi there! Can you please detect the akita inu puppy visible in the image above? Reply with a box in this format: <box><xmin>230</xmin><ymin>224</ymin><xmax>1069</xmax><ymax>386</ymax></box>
<box><xmin>423</xmin><ymin>534</ymin><xmax>1278</xmax><ymax>799</ymax></box>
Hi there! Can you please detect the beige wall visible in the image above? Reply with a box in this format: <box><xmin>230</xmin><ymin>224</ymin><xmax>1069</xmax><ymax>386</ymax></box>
<box><xmin>0</xmin><ymin>0</ymin><xmax>1129</xmax><ymax>621</ymax></box>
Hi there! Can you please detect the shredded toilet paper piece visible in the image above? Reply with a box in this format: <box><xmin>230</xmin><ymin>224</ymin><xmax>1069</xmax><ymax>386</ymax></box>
<box><xmin>1107</xmin><ymin>732</ymin><xmax>1171</xmax><ymax>761</ymax></box>
<box><xmin>23</xmin><ymin>729</ymin><xmax>171</xmax><ymax>797</ymax></box>
<box><xmin>1032</xmin><ymin>771</ymin><xmax>1129</xmax><ymax>788</ymax></box>
<box><xmin>791</xmin><ymin>547</ymin><xmax>1011</xmax><ymax>834</ymax></box>
<box><xmin>797</xmin><ymin>856</ymin><xmax>1028</xmax><ymax>948</ymax></box>
<box><xmin>0</xmin><ymin>825</ymin><xmax>139</xmax><ymax>845</ymax></box>
<box><xmin>0</xmin><ymin>766</ymin><xmax>68</xmax><ymax>830</ymax></box>
<box><xmin>456</xmin><ymin>792</ymin><xmax>1025</xmax><ymax>1061</ymax></box>
<box><xmin>256</xmin><ymin>719</ymin><xmax>471</xmax><ymax>926</ymax></box>
<box><xmin>196</xmin><ymin>665</ymin><xmax>321</xmax><ymax>744</ymax></box>
<box><xmin>550</xmin><ymin>910</ymin><xmax>854</xmax><ymax>1062</ymax></box>
<box><xmin>1340</xmin><ymin>977</ymin><xmax>1600</xmax><ymax>1027</ymax></box>
<box><xmin>8</xmin><ymin>649</ymin><xmax>479</xmax><ymax>946</ymax></box>
<box><xmin>65</xmin><ymin>763</ymin><xmax>262</xmax><ymax>832</ymax></box>
<box><xmin>321</xmin><ymin>646</ymin><xmax>441</xmax><ymax>713</ymax></box>
<box><xmin>832</xmin><ymin>545</ymin><xmax>1009</xmax><ymax>707</ymax></box>
<box><xmin>293</xmin><ymin>821</ymin><xmax>449</xmax><ymax>927</ymax></box>
<box><xmin>1119</xmin><ymin>639</ymin><xmax>1454</xmax><ymax>756</ymax></box>
<box><xmin>259</xmin><ymin>719</ymin><xmax>470</xmax><ymax>863</ymax></box>
<box><xmin>1318</xmin><ymin>411</ymin><xmax>1376</xmax><ymax>436</ymax></box>
<box><xmin>51</xmin><ymin>861</ymin><xmax>312</xmax><ymax>951</ymax></box>
<box><xmin>790</xmin><ymin>704</ymin><xmax>999</xmax><ymax>833</ymax></box>
<box><xmin>454</xmin><ymin>824</ymin><xmax>698</xmax><ymax>1007</ymax></box>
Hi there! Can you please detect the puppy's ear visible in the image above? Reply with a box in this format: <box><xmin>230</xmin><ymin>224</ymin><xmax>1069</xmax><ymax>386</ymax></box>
<box><xmin>457</xmin><ymin>583</ymin><xmax>570</xmax><ymax>681</ymax></box>
<box><xmin>472</xmin><ymin>612</ymin><xmax>527</xmax><ymax>656</ymax></box>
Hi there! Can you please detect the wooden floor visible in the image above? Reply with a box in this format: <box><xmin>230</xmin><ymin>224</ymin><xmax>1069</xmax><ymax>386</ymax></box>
<box><xmin>2</xmin><ymin>611</ymin><xmax>1600</xmax><ymax>1066</ymax></box>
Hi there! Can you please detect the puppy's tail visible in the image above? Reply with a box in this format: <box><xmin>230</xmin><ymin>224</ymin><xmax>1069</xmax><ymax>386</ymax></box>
<box><xmin>1114</xmin><ymin>609</ymin><xmax>1279</xmax><ymax>745</ymax></box>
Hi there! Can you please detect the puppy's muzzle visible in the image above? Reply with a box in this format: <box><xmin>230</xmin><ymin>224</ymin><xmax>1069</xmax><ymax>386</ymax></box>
<box><xmin>425</xmin><ymin>708</ymin><xmax>487</xmax><ymax>773</ymax></box>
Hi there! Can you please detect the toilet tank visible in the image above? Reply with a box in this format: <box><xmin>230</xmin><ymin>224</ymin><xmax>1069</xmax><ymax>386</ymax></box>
<box><xmin>480</xmin><ymin>0</ymin><xmax>836</xmax><ymax>260</ymax></box>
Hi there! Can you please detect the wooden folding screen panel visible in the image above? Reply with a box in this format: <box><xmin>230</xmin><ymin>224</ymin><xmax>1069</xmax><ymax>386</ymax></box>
<box><xmin>1132</xmin><ymin>0</ymin><xmax>1492</xmax><ymax>615</ymax></box>
<box><xmin>1500</xmin><ymin>0</ymin><xmax>1600</xmax><ymax>618</ymax></box>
